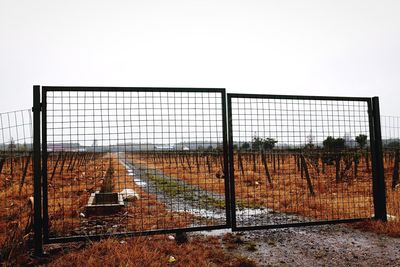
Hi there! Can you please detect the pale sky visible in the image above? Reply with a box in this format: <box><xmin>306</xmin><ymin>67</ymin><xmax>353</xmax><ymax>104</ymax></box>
<box><xmin>1</xmin><ymin>0</ymin><xmax>399</xmax><ymax>115</ymax></box>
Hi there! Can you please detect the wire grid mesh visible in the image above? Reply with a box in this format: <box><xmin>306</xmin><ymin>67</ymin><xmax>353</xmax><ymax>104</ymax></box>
<box><xmin>0</xmin><ymin>109</ymin><xmax>33</xmax><ymax>248</ymax></box>
<box><xmin>44</xmin><ymin>89</ymin><xmax>228</xmax><ymax>239</ymax></box>
<box><xmin>228</xmin><ymin>96</ymin><xmax>374</xmax><ymax>228</ymax></box>
<box><xmin>381</xmin><ymin>116</ymin><xmax>400</xmax><ymax>222</ymax></box>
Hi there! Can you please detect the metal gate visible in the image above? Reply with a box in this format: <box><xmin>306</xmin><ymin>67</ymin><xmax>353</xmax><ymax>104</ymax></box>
<box><xmin>33</xmin><ymin>86</ymin><xmax>231</xmax><ymax>245</ymax></box>
<box><xmin>32</xmin><ymin>86</ymin><xmax>388</xmax><ymax>255</ymax></box>
<box><xmin>227</xmin><ymin>94</ymin><xmax>386</xmax><ymax>231</ymax></box>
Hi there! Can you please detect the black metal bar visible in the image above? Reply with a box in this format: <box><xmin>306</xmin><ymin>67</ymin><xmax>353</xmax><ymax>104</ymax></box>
<box><xmin>227</xmin><ymin>95</ymin><xmax>237</xmax><ymax>228</ymax></box>
<box><xmin>41</xmin><ymin>88</ymin><xmax>49</xmax><ymax>241</ymax></box>
<box><xmin>221</xmin><ymin>90</ymin><xmax>231</xmax><ymax>227</ymax></box>
<box><xmin>226</xmin><ymin>93</ymin><xmax>371</xmax><ymax>102</ymax></box>
<box><xmin>371</xmin><ymin>97</ymin><xmax>387</xmax><ymax>221</ymax></box>
<box><xmin>42</xmin><ymin>86</ymin><xmax>225</xmax><ymax>93</ymax></box>
<box><xmin>45</xmin><ymin>224</ymin><xmax>230</xmax><ymax>244</ymax></box>
<box><xmin>32</xmin><ymin>85</ymin><xmax>43</xmax><ymax>256</ymax></box>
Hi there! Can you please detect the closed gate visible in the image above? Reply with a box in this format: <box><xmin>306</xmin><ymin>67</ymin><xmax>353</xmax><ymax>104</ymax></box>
<box><xmin>32</xmin><ymin>87</ymin><xmax>387</xmax><ymax>254</ymax></box>
<box><xmin>33</xmin><ymin>86</ymin><xmax>231</xmax><ymax>245</ymax></box>
<box><xmin>227</xmin><ymin>94</ymin><xmax>387</xmax><ymax>230</ymax></box>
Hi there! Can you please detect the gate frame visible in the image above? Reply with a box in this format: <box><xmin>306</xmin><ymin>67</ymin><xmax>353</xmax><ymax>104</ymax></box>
<box><xmin>33</xmin><ymin>85</ymin><xmax>43</xmax><ymax>255</ymax></box>
<box><xmin>370</xmin><ymin>97</ymin><xmax>387</xmax><ymax>221</ymax></box>
<box><xmin>33</xmin><ymin>87</ymin><xmax>388</xmax><ymax>254</ymax></box>
<box><xmin>226</xmin><ymin>93</ymin><xmax>387</xmax><ymax>232</ymax></box>
<box><xmin>33</xmin><ymin>86</ymin><xmax>231</xmax><ymax>247</ymax></box>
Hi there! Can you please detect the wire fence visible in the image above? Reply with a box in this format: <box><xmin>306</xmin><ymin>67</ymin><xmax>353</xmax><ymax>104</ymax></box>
<box><xmin>0</xmin><ymin>90</ymin><xmax>398</xmax><ymax>252</ymax></box>
<box><xmin>0</xmin><ymin>109</ymin><xmax>33</xmax><ymax>258</ymax></box>
<box><xmin>228</xmin><ymin>95</ymin><xmax>375</xmax><ymax>229</ymax></box>
<box><xmin>42</xmin><ymin>88</ymin><xmax>229</xmax><ymax>241</ymax></box>
<box><xmin>381</xmin><ymin>116</ymin><xmax>400</xmax><ymax>222</ymax></box>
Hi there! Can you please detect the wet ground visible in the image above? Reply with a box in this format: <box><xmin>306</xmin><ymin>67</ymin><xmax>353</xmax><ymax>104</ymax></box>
<box><xmin>120</xmin><ymin>158</ymin><xmax>228</xmax><ymax>223</ymax></box>
<box><xmin>196</xmin><ymin>224</ymin><xmax>400</xmax><ymax>266</ymax></box>
<box><xmin>120</xmin><ymin>157</ymin><xmax>312</xmax><ymax>228</ymax></box>
<box><xmin>121</xmin><ymin>156</ymin><xmax>400</xmax><ymax>266</ymax></box>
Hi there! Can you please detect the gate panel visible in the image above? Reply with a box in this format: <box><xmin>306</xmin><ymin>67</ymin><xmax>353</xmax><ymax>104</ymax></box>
<box><xmin>42</xmin><ymin>87</ymin><xmax>229</xmax><ymax>242</ymax></box>
<box><xmin>228</xmin><ymin>94</ymin><xmax>375</xmax><ymax>230</ymax></box>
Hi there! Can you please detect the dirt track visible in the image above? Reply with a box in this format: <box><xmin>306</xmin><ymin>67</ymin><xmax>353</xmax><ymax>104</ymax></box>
<box><xmin>204</xmin><ymin>224</ymin><xmax>400</xmax><ymax>266</ymax></box>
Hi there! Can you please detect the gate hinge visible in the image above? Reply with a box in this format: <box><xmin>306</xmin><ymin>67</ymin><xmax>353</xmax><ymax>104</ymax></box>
<box><xmin>32</xmin><ymin>103</ymin><xmax>43</xmax><ymax>112</ymax></box>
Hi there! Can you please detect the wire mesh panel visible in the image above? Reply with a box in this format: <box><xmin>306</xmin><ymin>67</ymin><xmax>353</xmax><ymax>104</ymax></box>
<box><xmin>228</xmin><ymin>94</ymin><xmax>375</xmax><ymax>230</ymax></box>
<box><xmin>0</xmin><ymin>110</ymin><xmax>33</xmax><ymax>251</ymax></box>
<box><xmin>42</xmin><ymin>87</ymin><xmax>229</xmax><ymax>242</ymax></box>
<box><xmin>381</xmin><ymin>116</ymin><xmax>400</xmax><ymax>222</ymax></box>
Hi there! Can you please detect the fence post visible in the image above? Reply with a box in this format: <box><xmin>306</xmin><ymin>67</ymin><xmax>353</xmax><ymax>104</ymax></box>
<box><xmin>33</xmin><ymin>85</ymin><xmax>43</xmax><ymax>255</ymax></box>
<box><xmin>221</xmin><ymin>90</ymin><xmax>232</xmax><ymax>227</ymax></box>
<box><xmin>371</xmin><ymin>96</ymin><xmax>387</xmax><ymax>221</ymax></box>
<box><xmin>227</xmin><ymin>95</ymin><xmax>237</xmax><ymax>229</ymax></box>
<box><xmin>41</xmin><ymin>88</ymin><xmax>49</xmax><ymax>242</ymax></box>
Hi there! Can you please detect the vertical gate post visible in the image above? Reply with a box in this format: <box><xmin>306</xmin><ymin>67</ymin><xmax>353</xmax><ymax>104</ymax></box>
<box><xmin>41</xmin><ymin>89</ymin><xmax>49</xmax><ymax>242</ymax></box>
<box><xmin>371</xmin><ymin>96</ymin><xmax>387</xmax><ymax>221</ymax></box>
<box><xmin>33</xmin><ymin>85</ymin><xmax>43</xmax><ymax>255</ymax></box>
<box><xmin>227</xmin><ymin>95</ymin><xmax>237</xmax><ymax>229</ymax></box>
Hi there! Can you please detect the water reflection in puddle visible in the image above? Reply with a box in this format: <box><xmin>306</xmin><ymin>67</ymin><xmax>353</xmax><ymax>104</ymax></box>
<box><xmin>120</xmin><ymin>160</ymin><xmax>147</xmax><ymax>187</ymax></box>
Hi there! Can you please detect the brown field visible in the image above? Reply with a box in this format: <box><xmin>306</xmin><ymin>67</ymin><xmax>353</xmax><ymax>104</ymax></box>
<box><xmin>2</xmin><ymin>150</ymin><xmax>400</xmax><ymax>264</ymax></box>
<box><xmin>0</xmin><ymin>152</ymin><xmax>192</xmax><ymax>263</ymax></box>
<box><xmin>0</xmin><ymin>155</ymin><xmax>33</xmax><ymax>264</ymax></box>
<box><xmin>129</xmin><ymin>150</ymin><xmax>400</xmax><ymax>223</ymax></box>
<box><xmin>46</xmin><ymin>152</ymin><xmax>192</xmax><ymax>238</ymax></box>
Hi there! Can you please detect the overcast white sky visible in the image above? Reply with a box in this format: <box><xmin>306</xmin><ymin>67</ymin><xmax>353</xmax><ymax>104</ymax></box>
<box><xmin>0</xmin><ymin>0</ymin><xmax>399</xmax><ymax>115</ymax></box>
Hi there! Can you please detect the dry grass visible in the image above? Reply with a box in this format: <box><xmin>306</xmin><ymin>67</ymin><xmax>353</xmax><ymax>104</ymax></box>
<box><xmin>46</xmin><ymin>153</ymin><xmax>107</xmax><ymax>236</ymax></box>
<box><xmin>352</xmin><ymin>220</ymin><xmax>400</xmax><ymax>237</ymax></box>
<box><xmin>3</xmin><ymin>151</ymin><xmax>400</xmax><ymax>266</ymax></box>
<box><xmin>383</xmin><ymin>155</ymin><xmax>400</xmax><ymax>222</ymax></box>
<box><xmin>1</xmin><ymin>152</ymin><xmax>192</xmax><ymax>260</ymax></box>
<box><xmin>47</xmin><ymin>235</ymin><xmax>256</xmax><ymax>267</ymax></box>
<box><xmin>0</xmin><ymin>155</ymin><xmax>34</xmax><ymax>262</ymax></box>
